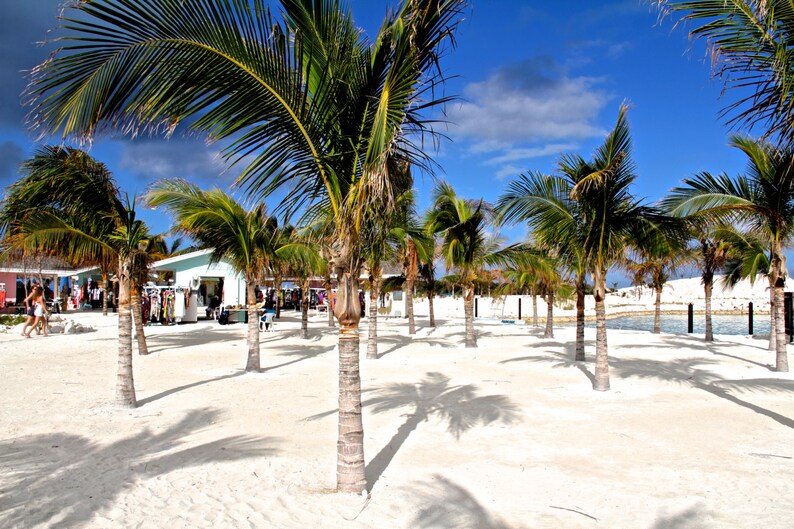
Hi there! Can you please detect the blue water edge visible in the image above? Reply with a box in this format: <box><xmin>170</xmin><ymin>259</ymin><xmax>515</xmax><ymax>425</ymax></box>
<box><xmin>585</xmin><ymin>313</ymin><xmax>769</xmax><ymax>336</ymax></box>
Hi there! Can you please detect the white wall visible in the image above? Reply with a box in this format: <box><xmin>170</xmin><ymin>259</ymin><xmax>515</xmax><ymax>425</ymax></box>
<box><xmin>159</xmin><ymin>254</ymin><xmax>246</xmax><ymax>307</ymax></box>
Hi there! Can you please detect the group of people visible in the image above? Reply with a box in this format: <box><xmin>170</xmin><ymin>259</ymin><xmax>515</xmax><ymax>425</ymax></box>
<box><xmin>20</xmin><ymin>285</ymin><xmax>50</xmax><ymax>338</ymax></box>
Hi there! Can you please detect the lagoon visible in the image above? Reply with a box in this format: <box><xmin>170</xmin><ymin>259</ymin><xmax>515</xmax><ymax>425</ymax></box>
<box><xmin>595</xmin><ymin>313</ymin><xmax>767</xmax><ymax>336</ymax></box>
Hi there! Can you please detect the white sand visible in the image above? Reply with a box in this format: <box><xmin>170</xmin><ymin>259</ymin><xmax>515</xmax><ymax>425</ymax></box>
<box><xmin>1</xmin><ymin>303</ymin><xmax>793</xmax><ymax>528</ymax></box>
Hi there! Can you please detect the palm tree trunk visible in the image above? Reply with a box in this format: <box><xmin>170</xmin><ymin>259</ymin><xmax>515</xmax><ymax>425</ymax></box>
<box><xmin>653</xmin><ymin>285</ymin><xmax>662</xmax><ymax>334</ymax></box>
<box><xmin>406</xmin><ymin>277</ymin><xmax>416</xmax><ymax>334</ymax></box>
<box><xmin>768</xmin><ymin>279</ymin><xmax>776</xmax><ymax>351</ymax></box>
<box><xmin>704</xmin><ymin>279</ymin><xmax>714</xmax><ymax>342</ymax></box>
<box><xmin>464</xmin><ymin>284</ymin><xmax>477</xmax><ymax>348</ymax></box>
<box><xmin>245</xmin><ymin>281</ymin><xmax>260</xmax><ymax>372</ymax></box>
<box><xmin>367</xmin><ymin>275</ymin><xmax>380</xmax><ymax>359</ymax></box>
<box><xmin>593</xmin><ymin>269</ymin><xmax>610</xmax><ymax>392</ymax></box>
<box><xmin>300</xmin><ymin>278</ymin><xmax>309</xmax><ymax>339</ymax></box>
<box><xmin>532</xmin><ymin>293</ymin><xmax>538</xmax><ymax>327</ymax></box>
<box><xmin>543</xmin><ymin>289</ymin><xmax>554</xmax><ymax>338</ymax></box>
<box><xmin>334</xmin><ymin>270</ymin><xmax>366</xmax><ymax>493</ymax></box>
<box><xmin>428</xmin><ymin>285</ymin><xmax>436</xmax><ymax>327</ymax></box>
<box><xmin>130</xmin><ymin>281</ymin><xmax>149</xmax><ymax>355</ymax></box>
<box><xmin>771</xmin><ymin>250</ymin><xmax>789</xmax><ymax>371</ymax></box>
<box><xmin>102</xmin><ymin>273</ymin><xmax>109</xmax><ymax>316</ymax></box>
<box><xmin>274</xmin><ymin>275</ymin><xmax>282</xmax><ymax>320</ymax></box>
<box><xmin>325</xmin><ymin>272</ymin><xmax>335</xmax><ymax>328</ymax></box>
<box><xmin>575</xmin><ymin>276</ymin><xmax>585</xmax><ymax>361</ymax></box>
<box><xmin>115</xmin><ymin>255</ymin><xmax>136</xmax><ymax>407</ymax></box>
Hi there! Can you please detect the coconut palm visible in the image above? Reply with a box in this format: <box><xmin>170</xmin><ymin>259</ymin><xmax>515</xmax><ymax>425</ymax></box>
<box><xmin>17</xmin><ymin>198</ymin><xmax>148</xmax><ymax>407</ymax></box>
<box><xmin>497</xmin><ymin>170</ymin><xmax>590</xmax><ymax>360</ymax></box>
<box><xmin>426</xmin><ymin>182</ymin><xmax>516</xmax><ymax>348</ymax></box>
<box><xmin>1</xmin><ymin>146</ymin><xmax>120</xmax><ymax>316</ymax></box>
<box><xmin>146</xmin><ymin>179</ymin><xmax>302</xmax><ymax>372</ymax></box>
<box><xmin>284</xmin><ymin>226</ymin><xmax>325</xmax><ymax>340</ymax></box>
<box><xmin>658</xmin><ymin>0</ymin><xmax>794</xmax><ymax>146</ymax></box>
<box><xmin>566</xmin><ymin>105</ymin><xmax>671</xmax><ymax>391</ymax></box>
<box><xmin>418</xmin><ymin>247</ymin><xmax>439</xmax><ymax>328</ymax></box>
<box><xmin>27</xmin><ymin>0</ymin><xmax>465</xmax><ymax>493</ymax></box>
<box><xmin>680</xmin><ymin>222</ymin><xmax>738</xmax><ymax>341</ymax></box>
<box><xmin>623</xmin><ymin>244</ymin><xmax>685</xmax><ymax>334</ymax></box>
<box><xmin>393</xmin><ymin>199</ymin><xmax>433</xmax><ymax>336</ymax></box>
<box><xmin>663</xmin><ymin>135</ymin><xmax>794</xmax><ymax>371</ymax></box>
<box><xmin>0</xmin><ymin>146</ymin><xmax>145</xmax><ymax>407</ymax></box>
<box><xmin>721</xmin><ymin>229</ymin><xmax>774</xmax><ymax>344</ymax></box>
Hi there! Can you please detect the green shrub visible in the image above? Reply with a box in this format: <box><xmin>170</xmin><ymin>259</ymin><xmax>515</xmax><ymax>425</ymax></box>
<box><xmin>0</xmin><ymin>315</ymin><xmax>25</xmax><ymax>326</ymax></box>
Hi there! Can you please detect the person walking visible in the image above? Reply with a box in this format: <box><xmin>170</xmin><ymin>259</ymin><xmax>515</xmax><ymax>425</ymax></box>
<box><xmin>23</xmin><ymin>285</ymin><xmax>49</xmax><ymax>338</ymax></box>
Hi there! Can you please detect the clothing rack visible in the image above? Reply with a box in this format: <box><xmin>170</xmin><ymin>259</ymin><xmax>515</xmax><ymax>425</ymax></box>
<box><xmin>142</xmin><ymin>285</ymin><xmax>188</xmax><ymax>325</ymax></box>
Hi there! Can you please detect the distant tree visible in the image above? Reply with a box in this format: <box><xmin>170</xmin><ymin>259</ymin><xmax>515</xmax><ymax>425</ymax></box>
<box><xmin>664</xmin><ymin>135</ymin><xmax>794</xmax><ymax>371</ymax></box>
<box><xmin>567</xmin><ymin>105</ymin><xmax>671</xmax><ymax>390</ymax></box>
<box><xmin>0</xmin><ymin>146</ymin><xmax>146</xmax><ymax>407</ymax></box>
<box><xmin>147</xmin><ymin>179</ymin><xmax>298</xmax><ymax>372</ymax></box>
<box><xmin>426</xmin><ymin>182</ymin><xmax>518</xmax><ymax>348</ymax></box>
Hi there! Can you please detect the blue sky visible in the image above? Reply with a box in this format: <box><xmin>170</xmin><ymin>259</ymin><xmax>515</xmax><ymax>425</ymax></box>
<box><xmin>0</xmin><ymin>1</ymin><xmax>755</xmax><ymax>284</ymax></box>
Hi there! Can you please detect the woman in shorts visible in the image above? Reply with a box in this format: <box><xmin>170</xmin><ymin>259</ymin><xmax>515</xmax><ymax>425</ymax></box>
<box><xmin>23</xmin><ymin>286</ymin><xmax>49</xmax><ymax>338</ymax></box>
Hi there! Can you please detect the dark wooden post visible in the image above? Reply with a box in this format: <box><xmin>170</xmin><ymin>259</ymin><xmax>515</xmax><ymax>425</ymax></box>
<box><xmin>687</xmin><ymin>303</ymin><xmax>694</xmax><ymax>334</ymax></box>
<box><xmin>475</xmin><ymin>297</ymin><xmax>478</xmax><ymax>318</ymax></box>
<box><xmin>748</xmin><ymin>302</ymin><xmax>754</xmax><ymax>335</ymax></box>
<box><xmin>518</xmin><ymin>298</ymin><xmax>522</xmax><ymax>320</ymax></box>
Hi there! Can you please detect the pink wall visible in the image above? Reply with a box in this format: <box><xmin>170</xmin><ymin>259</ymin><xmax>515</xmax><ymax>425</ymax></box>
<box><xmin>0</xmin><ymin>271</ymin><xmax>18</xmax><ymax>305</ymax></box>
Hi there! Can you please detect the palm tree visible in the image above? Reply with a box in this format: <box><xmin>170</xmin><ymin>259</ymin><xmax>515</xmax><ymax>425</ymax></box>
<box><xmin>27</xmin><ymin>0</ymin><xmax>465</xmax><ymax>493</ymax></box>
<box><xmin>623</xmin><ymin>238</ymin><xmax>686</xmax><ymax>334</ymax></box>
<box><xmin>146</xmin><ymin>179</ymin><xmax>299</xmax><ymax>372</ymax></box>
<box><xmin>663</xmin><ymin>135</ymin><xmax>794</xmax><ymax>372</ymax></box>
<box><xmin>658</xmin><ymin>0</ymin><xmax>794</xmax><ymax>146</ymax></box>
<box><xmin>426</xmin><ymin>182</ymin><xmax>509</xmax><ymax>348</ymax></box>
<box><xmin>285</xmin><ymin>226</ymin><xmax>325</xmax><ymax>340</ymax></box>
<box><xmin>418</xmin><ymin>255</ymin><xmax>438</xmax><ymax>328</ymax></box>
<box><xmin>393</xmin><ymin>197</ymin><xmax>432</xmax><ymax>336</ymax></box>
<box><xmin>682</xmin><ymin>222</ymin><xmax>737</xmax><ymax>342</ymax></box>
<box><xmin>721</xmin><ymin>228</ymin><xmax>775</xmax><ymax>346</ymax></box>
<box><xmin>0</xmin><ymin>146</ymin><xmax>145</xmax><ymax>408</ymax></box>
<box><xmin>566</xmin><ymin>105</ymin><xmax>670</xmax><ymax>390</ymax></box>
<box><xmin>497</xmin><ymin>170</ymin><xmax>589</xmax><ymax>360</ymax></box>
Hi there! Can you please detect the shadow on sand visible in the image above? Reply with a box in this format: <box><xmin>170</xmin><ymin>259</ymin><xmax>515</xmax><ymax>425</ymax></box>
<box><xmin>407</xmin><ymin>475</ymin><xmax>710</xmax><ymax>529</ymax></box>
<box><xmin>362</xmin><ymin>372</ymin><xmax>520</xmax><ymax>492</ymax></box>
<box><xmin>0</xmin><ymin>409</ymin><xmax>278</xmax><ymax>529</ymax></box>
<box><xmin>499</xmin><ymin>334</ymin><xmax>794</xmax><ymax>429</ymax></box>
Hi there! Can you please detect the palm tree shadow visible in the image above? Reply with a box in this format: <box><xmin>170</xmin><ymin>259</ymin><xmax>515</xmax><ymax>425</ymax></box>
<box><xmin>143</xmin><ymin>328</ymin><xmax>242</xmax><ymax>354</ymax></box>
<box><xmin>613</xmin><ymin>357</ymin><xmax>794</xmax><ymax>429</ymax></box>
<box><xmin>408</xmin><ymin>474</ymin><xmax>528</xmax><ymax>529</ymax></box>
<box><xmin>138</xmin><ymin>370</ymin><xmax>246</xmax><ymax>406</ymax></box>
<box><xmin>501</xmin><ymin>350</ymin><xmax>596</xmax><ymax>385</ymax></box>
<box><xmin>375</xmin><ymin>334</ymin><xmax>457</xmax><ymax>359</ymax></box>
<box><xmin>619</xmin><ymin>335</ymin><xmax>774</xmax><ymax>370</ymax></box>
<box><xmin>362</xmin><ymin>372</ymin><xmax>520</xmax><ymax>492</ymax></box>
<box><xmin>0</xmin><ymin>409</ymin><xmax>278</xmax><ymax>528</ymax></box>
<box><xmin>260</xmin><ymin>344</ymin><xmax>335</xmax><ymax>371</ymax></box>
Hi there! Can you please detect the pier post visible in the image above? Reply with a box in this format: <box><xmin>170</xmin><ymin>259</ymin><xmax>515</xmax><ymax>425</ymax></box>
<box><xmin>518</xmin><ymin>298</ymin><xmax>522</xmax><ymax>320</ymax></box>
<box><xmin>748</xmin><ymin>302</ymin><xmax>753</xmax><ymax>335</ymax></box>
<box><xmin>687</xmin><ymin>303</ymin><xmax>694</xmax><ymax>333</ymax></box>
<box><xmin>475</xmin><ymin>297</ymin><xmax>478</xmax><ymax>318</ymax></box>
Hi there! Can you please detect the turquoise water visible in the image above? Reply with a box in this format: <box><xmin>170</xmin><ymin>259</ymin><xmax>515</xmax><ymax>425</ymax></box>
<box><xmin>594</xmin><ymin>313</ymin><xmax>769</xmax><ymax>336</ymax></box>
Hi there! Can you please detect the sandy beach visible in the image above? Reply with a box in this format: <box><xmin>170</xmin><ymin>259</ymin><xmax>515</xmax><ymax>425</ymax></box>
<box><xmin>1</xmin><ymin>300</ymin><xmax>793</xmax><ymax>529</ymax></box>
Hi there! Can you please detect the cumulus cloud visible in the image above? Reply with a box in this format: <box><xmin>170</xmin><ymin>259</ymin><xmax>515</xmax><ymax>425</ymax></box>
<box><xmin>118</xmin><ymin>138</ymin><xmax>241</xmax><ymax>186</ymax></box>
<box><xmin>484</xmin><ymin>143</ymin><xmax>578</xmax><ymax>166</ymax></box>
<box><xmin>448</xmin><ymin>57</ymin><xmax>611</xmax><ymax>153</ymax></box>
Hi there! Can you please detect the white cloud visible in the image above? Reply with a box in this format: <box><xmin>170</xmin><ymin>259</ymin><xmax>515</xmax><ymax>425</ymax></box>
<box><xmin>494</xmin><ymin>164</ymin><xmax>525</xmax><ymax>181</ymax></box>
<box><xmin>484</xmin><ymin>143</ymin><xmax>578</xmax><ymax>165</ymax></box>
<box><xmin>447</xmin><ymin>58</ymin><xmax>611</xmax><ymax>153</ymax></box>
<box><xmin>118</xmin><ymin>138</ymin><xmax>238</xmax><ymax>185</ymax></box>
